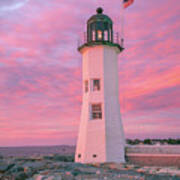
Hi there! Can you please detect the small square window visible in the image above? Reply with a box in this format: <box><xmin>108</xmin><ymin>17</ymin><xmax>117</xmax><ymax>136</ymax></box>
<box><xmin>78</xmin><ymin>154</ymin><xmax>81</xmax><ymax>158</ymax></box>
<box><xmin>93</xmin><ymin>79</ymin><xmax>100</xmax><ymax>91</ymax></box>
<box><xmin>91</xmin><ymin>104</ymin><xmax>102</xmax><ymax>120</ymax></box>
<box><xmin>85</xmin><ymin>80</ymin><xmax>88</xmax><ymax>93</ymax></box>
<box><xmin>93</xmin><ymin>154</ymin><xmax>97</xmax><ymax>158</ymax></box>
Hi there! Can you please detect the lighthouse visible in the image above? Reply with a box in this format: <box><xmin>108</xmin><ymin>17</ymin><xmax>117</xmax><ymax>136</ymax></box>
<box><xmin>75</xmin><ymin>8</ymin><xmax>125</xmax><ymax>163</ymax></box>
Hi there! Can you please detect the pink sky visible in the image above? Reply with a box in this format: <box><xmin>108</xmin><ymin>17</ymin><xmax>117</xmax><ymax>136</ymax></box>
<box><xmin>0</xmin><ymin>0</ymin><xmax>179</xmax><ymax>146</ymax></box>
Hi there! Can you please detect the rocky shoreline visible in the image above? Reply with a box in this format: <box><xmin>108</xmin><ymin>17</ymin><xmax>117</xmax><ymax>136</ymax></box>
<box><xmin>0</xmin><ymin>154</ymin><xmax>180</xmax><ymax>180</ymax></box>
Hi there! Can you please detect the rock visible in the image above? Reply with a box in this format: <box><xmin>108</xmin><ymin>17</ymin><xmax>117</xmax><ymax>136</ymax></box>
<box><xmin>45</xmin><ymin>174</ymin><xmax>62</xmax><ymax>180</ymax></box>
<box><xmin>91</xmin><ymin>163</ymin><xmax>101</xmax><ymax>168</ymax></box>
<box><xmin>148</xmin><ymin>169</ymin><xmax>157</xmax><ymax>174</ymax></box>
<box><xmin>65</xmin><ymin>171</ymin><xmax>72</xmax><ymax>175</ymax></box>
<box><xmin>77</xmin><ymin>167</ymin><xmax>98</xmax><ymax>174</ymax></box>
<box><xmin>15</xmin><ymin>172</ymin><xmax>28</xmax><ymax>180</ymax></box>
<box><xmin>45</xmin><ymin>176</ymin><xmax>55</xmax><ymax>180</ymax></box>
<box><xmin>71</xmin><ymin>169</ymin><xmax>81</xmax><ymax>176</ymax></box>
<box><xmin>125</xmin><ymin>164</ymin><xmax>136</xmax><ymax>170</ymax></box>
<box><xmin>33</xmin><ymin>174</ymin><xmax>45</xmax><ymax>180</ymax></box>
<box><xmin>99</xmin><ymin>162</ymin><xmax>126</xmax><ymax>170</ymax></box>
<box><xmin>29</xmin><ymin>156</ymin><xmax>44</xmax><ymax>161</ymax></box>
<box><xmin>96</xmin><ymin>170</ymin><xmax>101</xmax><ymax>175</ymax></box>
<box><xmin>40</xmin><ymin>170</ymin><xmax>50</xmax><ymax>176</ymax></box>
<box><xmin>23</xmin><ymin>166</ymin><xmax>37</xmax><ymax>178</ymax></box>
<box><xmin>71</xmin><ymin>166</ymin><xmax>100</xmax><ymax>177</ymax></box>
<box><xmin>24</xmin><ymin>166</ymin><xmax>29</xmax><ymax>173</ymax></box>
<box><xmin>138</xmin><ymin>177</ymin><xmax>145</xmax><ymax>180</ymax></box>
<box><xmin>33</xmin><ymin>174</ymin><xmax>62</xmax><ymax>180</ymax></box>
<box><xmin>58</xmin><ymin>171</ymin><xmax>74</xmax><ymax>180</ymax></box>
<box><xmin>22</xmin><ymin>161</ymin><xmax>46</xmax><ymax>170</ymax></box>
<box><xmin>75</xmin><ymin>174</ymin><xmax>100</xmax><ymax>180</ymax></box>
<box><xmin>10</xmin><ymin>165</ymin><xmax>24</xmax><ymax>173</ymax></box>
<box><xmin>45</xmin><ymin>175</ymin><xmax>61</xmax><ymax>180</ymax></box>
<box><xmin>1</xmin><ymin>156</ymin><xmax>179</xmax><ymax>180</ymax></box>
<box><xmin>0</xmin><ymin>163</ymin><xmax>15</xmax><ymax>173</ymax></box>
<box><xmin>136</xmin><ymin>168</ymin><xmax>146</xmax><ymax>173</ymax></box>
<box><xmin>53</xmin><ymin>176</ymin><xmax>62</xmax><ymax>180</ymax></box>
<box><xmin>51</xmin><ymin>161</ymin><xmax>87</xmax><ymax>173</ymax></box>
<box><xmin>157</xmin><ymin>167</ymin><xmax>180</xmax><ymax>176</ymax></box>
<box><xmin>0</xmin><ymin>163</ymin><xmax>9</xmax><ymax>173</ymax></box>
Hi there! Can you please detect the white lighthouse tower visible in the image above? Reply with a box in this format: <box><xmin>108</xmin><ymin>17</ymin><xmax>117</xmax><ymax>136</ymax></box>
<box><xmin>75</xmin><ymin>8</ymin><xmax>125</xmax><ymax>163</ymax></box>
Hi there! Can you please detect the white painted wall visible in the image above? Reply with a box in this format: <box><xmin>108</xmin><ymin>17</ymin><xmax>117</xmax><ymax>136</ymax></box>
<box><xmin>103</xmin><ymin>46</ymin><xmax>125</xmax><ymax>163</ymax></box>
<box><xmin>75</xmin><ymin>45</ymin><xmax>125</xmax><ymax>163</ymax></box>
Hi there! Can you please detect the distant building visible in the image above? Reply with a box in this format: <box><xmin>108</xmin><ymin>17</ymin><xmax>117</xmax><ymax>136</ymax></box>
<box><xmin>75</xmin><ymin>8</ymin><xmax>125</xmax><ymax>163</ymax></box>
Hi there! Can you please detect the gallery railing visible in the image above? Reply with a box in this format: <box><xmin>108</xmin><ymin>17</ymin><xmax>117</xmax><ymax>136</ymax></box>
<box><xmin>77</xmin><ymin>32</ymin><xmax>124</xmax><ymax>48</ymax></box>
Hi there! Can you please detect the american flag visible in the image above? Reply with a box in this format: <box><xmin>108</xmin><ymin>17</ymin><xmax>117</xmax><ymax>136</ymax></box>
<box><xmin>123</xmin><ymin>0</ymin><xmax>134</xmax><ymax>8</ymax></box>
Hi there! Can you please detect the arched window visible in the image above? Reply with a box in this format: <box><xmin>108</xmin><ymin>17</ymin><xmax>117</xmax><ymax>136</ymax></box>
<box><xmin>92</xmin><ymin>30</ymin><xmax>96</xmax><ymax>41</ymax></box>
<box><xmin>97</xmin><ymin>30</ymin><xmax>102</xmax><ymax>40</ymax></box>
<box><xmin>104</xmin><ymin>30</ymin><xmax>108</xmax><ymax>41</ymax></box>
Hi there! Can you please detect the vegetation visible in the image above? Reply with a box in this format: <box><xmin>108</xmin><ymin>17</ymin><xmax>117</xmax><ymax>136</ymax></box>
<box><xmin>126</xmin><ymin>138</ymin><xmax>180</xmax><ymax>145</ymax></box>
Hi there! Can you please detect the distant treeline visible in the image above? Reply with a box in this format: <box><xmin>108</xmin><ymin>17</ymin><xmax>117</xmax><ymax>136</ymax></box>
<box><xmin>126</xmin><ymin>138</ymin><xmax>180</xmax><ymax>145</ymax></box>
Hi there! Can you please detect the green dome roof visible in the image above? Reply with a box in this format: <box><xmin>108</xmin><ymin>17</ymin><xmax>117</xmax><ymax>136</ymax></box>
<box><xmin>87</xmin><ymin>7</ymin><xmax>112</xmax><ymax>25</ymax></box>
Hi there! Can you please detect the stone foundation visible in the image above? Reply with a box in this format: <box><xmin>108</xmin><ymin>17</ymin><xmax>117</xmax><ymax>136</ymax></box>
<box><xmin>126</xmin><ymin>145</ymin><xmax>180</xmax><ymax>167</ymax></box>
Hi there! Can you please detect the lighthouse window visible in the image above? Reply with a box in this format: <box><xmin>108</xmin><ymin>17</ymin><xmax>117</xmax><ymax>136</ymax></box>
<box><xmin>91</xmin><ymin>104</ymin><xmax>102</xmax><ymax>119</ymax></box>
<box><xmin>85</xmin><ymin>80</ymin><xmax>88</xmax><ymax>93</ymax></box>
<box><xmin>97</xmin><ymin>30</ymin><xmax>102</xmax><ymax>40</ymax></box>
<box><xmin>92</xmin><ymin>30</ymin><xmax>96</xmax><ymax>41</ymax></box>
<box><xmin>104</xmin><ymin>30</ymin><xmax>108</xmax><ymax>41</ymax></box>
<box><xmin>109</xmin><ymin>29</ymin><xmax>112</xmax><ymax>42</ymax></box>
<box><xmin>93</xmin><ymin>79</ymin><xmax>100</xmax><ymax>91</ymax></box>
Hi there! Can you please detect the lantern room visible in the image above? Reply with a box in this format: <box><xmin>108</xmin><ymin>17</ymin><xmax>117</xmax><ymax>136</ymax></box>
<box><xmin>87</xmin><ymin>7</ymin><xmax>113</xmax><ymax>42</ymax></box>
<box><xmin>78</xmin><ymin>7</ymin><xmax>124</xmax><ymax>52</ymax></box>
